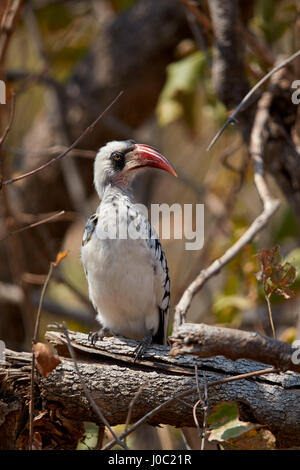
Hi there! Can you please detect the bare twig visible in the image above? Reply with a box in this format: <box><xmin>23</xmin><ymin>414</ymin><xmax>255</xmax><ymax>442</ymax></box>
<box><xmin>173</xmin><ymin>67</ymin><xmax>282</xmax><ymax>330</ymax></box>
<box><xmin>29</xmin><ymin>251</ymin><xmax>70</xmax><ymax>450</ymax></box>
<box><xmin>1</xmin><ymin>91</ymin><xmax>123</xmax><ymax>187</ymax></box>
<box><xmin>192</xmin><ymin>366</ymin><xmax>208</xmax><ymax>450</ymax></box>
<box><xmin>0</xmin><ymin>0</ymin><xmax>23</xmax><ymax>67</ymax></box>
<box><xmin>5</xmin><ymin>145</ymin><xmax>97</xmax><ymax>161</ymax></box>
<box><xmin>192</xmin><ymin>365</ymin><xmax>202</xmax><ymax>437</ymax></box>
<box><xmin>207</xmin><ymin>49</ymin><xmax>300</xmax><ymax>151</ymax></box>
<box><xmin>0</xmin><ymin>86</ymin><xmax>35</xmax><ymax>345</ymax></box>
<box><xmin>265</xmin><ymin>294</ymin><xmax>276</xmax><ymax>339</ymax></box>
<box><xmin>200</xmin><ymin>371</ymin><xmax>208</xmax><ymax>450</ymax></box>
<box><xmin>0</xmin><ymin>90</ymin><xmax>15</xmax><ymax>149</ymax></box>
<box><xmin>173</xmin><ymin>197</ymin><xmax>279</xmax><ymax>328</ymax></box>
<box><xmin>0</xmin><ymin>210</ymin><xmax>65</xmax><ymax>242</ymax></box>
<box><xmin>242</xmin><ymin>28</ymin><xmax>274</xmax><ymax>68</ymax></box>
<box><xmin>123</xmin><ymin>380</ymin><xmax>149</xmax><ymax>447</ymax></box>
<box><xmin>179</xmin><ymin>0</ymin><xmax>212</xmax><ymax>34</ymax></box>
<box><xmin>249</xmin><ymin>72</ymin><xmax>287</xmax><ymax>340</ymax></box>
<box><xmin>29</xmin><ymin>259</ymin><xmax>55</xmax><ymax>450</ymax></box>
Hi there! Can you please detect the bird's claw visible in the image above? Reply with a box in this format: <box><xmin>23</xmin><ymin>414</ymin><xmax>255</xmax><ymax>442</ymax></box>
<box><xmin>134</xmin><ymin>329</ymin><xmax>153</xmax><ymax>362</ymax></box>
<box><xmin>88</xmin><ymin>327</ymin><xmax>111</xmax><ymax>345</ymax></box>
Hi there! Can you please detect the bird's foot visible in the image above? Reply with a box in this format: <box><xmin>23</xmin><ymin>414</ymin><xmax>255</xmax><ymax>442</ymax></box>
<box><xmin>134</xmin><ymin>329</ymin><xmax>153</xmax><ymax>362</ymax></box>
<box><xmin>88</xmin><ymin>326</ymin><xmax>111</xmax><ymax>346</ymax></box>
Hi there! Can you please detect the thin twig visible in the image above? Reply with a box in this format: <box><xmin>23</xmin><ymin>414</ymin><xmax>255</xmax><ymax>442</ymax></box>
<box><xmin>192</xmin><ymin>366</ymin><xmax>208</xmax><ymax>450</ymax></box>
<box><xmin>103</xmin><ymin>366</ymin><xmax>277</xmax><ymax>450</ymax></box>
<box><xmin>29</xmin><ymin>260</ymin><xmax>55</xmax><ymax>450</ymax></box>
<box><xmin>192</xmin><ymin>365</ymin><xmax>203</xmax><ymax>437</ymax></box>
<box><xmin>2</xmin><ymin>91</ymin><xmax>123</xmax><ymax>187</ymax></box>
<box><xmin>123</xmin><ymin>380</ymin><xmax>149</xmax><ymax>447</ymax></box>
<box><xmin>265</xmin><ymin>294</ymin><xmax>276</xmax><ymax>339</ymax></box>
<box><xmin>5</xmin><ymin>145</ymin><xmax>97</xmax><ymax>161</ymax></box>
<box><xmin>207</xmin><ymin>49</ymin><xmax>300</xmax><ymax>151</ymax></box>
<box><xmin>0</xmin><ymin>90</ymin><xmax>16</xmax><ymax>149</ymax></box>
<box><xmin>1</xmin><ymin>210</ymin><xmax>65</xmax><ymax>242</ymax></box>
<box><xmin>29</xmin><ymin>251</ymin><xmax>71</xmax><ymax>449</ymax></box>
<box><xmin>201</xmin><ymin>371</ymin><xmax>208</xmax><ymax>450</ymax></box>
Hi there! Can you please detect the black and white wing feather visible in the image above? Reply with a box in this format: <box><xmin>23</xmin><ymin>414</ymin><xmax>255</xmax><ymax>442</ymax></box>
<box><xmin>146</xmin><ymin>221</ymin><xmax>170</xmax><ymax>346</ymax></box>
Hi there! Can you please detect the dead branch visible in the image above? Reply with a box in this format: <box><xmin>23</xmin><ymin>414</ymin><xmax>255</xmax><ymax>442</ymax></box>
<box><xmin>0</xmin><ymin>90</ymin><xmax>15</xmax><ymax>148</ymax></box>
<box><xmin>0</xmin><ymin>0</ymin><xmax>23</xmax><ymax>67</ymax></box>
<box><xmin>174</xmin><ymin>42</ymin><xmax>284</xmax><ymax>330</ymax></box>
<box><xmin>1</xmin><ymin>330</ymin><xmax>300</xmax><ymax>449</ymax></box>
<box><xmin>169</xmin><ymin>322</ymin><xmax>300</xmax><ymax>374</ymax></box>
<box><xmin>173</xmin><ymin>193</ymin><xmax>279</xmax><ymax>328</ymax></box>
<box><xmin>0</xmin><ymin>210</ymin><xmax>65</xmax><ymax>242</ymax></box>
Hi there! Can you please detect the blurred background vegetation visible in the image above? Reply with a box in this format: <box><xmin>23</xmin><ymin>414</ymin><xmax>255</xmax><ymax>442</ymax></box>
<box><xmin>0</xmin><ymin>0</ymin><xmax>300</xmax><ymax>449</ymax></box>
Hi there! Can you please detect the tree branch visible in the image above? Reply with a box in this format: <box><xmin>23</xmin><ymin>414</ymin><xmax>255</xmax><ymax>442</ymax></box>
<box><xmin>169</xmin><ymin>322</ymin><xmax>300</xmax><ymax>374</ymax></box>
<box><xmin>1</xmin><ymin>330</ymin><xmax>300</xmax><ymax>449</ymax></box>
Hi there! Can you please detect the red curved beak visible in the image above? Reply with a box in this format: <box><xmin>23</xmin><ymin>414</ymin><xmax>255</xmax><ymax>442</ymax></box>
<box><xmin>128</xmin><ymin>144</ymin><xmax>177</xmax><ymax>177</ymax></box>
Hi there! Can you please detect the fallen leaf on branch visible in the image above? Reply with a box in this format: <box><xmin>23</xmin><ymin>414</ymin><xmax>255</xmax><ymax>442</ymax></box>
<box><xmin>33</xmin><ymin>342</ymin><xmax>61</xmax><ymax>377</ymax></box>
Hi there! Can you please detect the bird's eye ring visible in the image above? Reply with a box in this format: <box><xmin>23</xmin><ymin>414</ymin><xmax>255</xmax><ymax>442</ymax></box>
<box><xmin>111</xmin><ymin>151</ymin><xmax>123</xmax><ymax>161</ymax></box>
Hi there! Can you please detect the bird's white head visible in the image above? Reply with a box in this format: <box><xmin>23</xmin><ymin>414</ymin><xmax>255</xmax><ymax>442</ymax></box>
<box><xmin>94</xmin><ymin>140</ymin><xmax>177</xmax><ymax>198</ymax></box>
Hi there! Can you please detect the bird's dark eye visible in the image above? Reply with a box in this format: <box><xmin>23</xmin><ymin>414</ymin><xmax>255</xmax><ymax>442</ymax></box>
<box><xmin>111</xmin><ymin>151</ymin><xmax>123</xmax><ymax>161</ymax></box>
<box><xmin>111</xmin><ymin>151</ymin><xmax>126</xmax><ymax>170</ymax></box>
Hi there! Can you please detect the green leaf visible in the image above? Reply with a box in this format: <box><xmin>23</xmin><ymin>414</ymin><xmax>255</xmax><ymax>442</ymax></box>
<box><xmin>284</xmin><ymin>248</ymin><xmax>300</xmax><ymax>285</ymax></box>
<box><xmin>207</xmin><ymin>402</ymin><xmax>256</xmax><ymax>442</ymax></box>
<box><xmin>156</xmin><ymin>51</ymin><xmax>206</xmax><ymax>127</ymax></box>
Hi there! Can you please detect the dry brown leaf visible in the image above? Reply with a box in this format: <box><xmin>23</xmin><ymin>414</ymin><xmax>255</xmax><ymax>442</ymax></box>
<box><xmin>53</xmin><ymin>250</ymin><xmax>70</xmax><ymax>267</ymax></box>
<box><xmin>255</xmin><ymin>245</ymin><xmax>297</xmax><ymax>299</ymax></box>
<box><xmin>33</xmin><ymin>342</ymin><xmax>61</xmax><ymax>377</ymax></box>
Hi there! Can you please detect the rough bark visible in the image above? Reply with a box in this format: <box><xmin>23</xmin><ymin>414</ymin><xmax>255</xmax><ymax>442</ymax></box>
<box><xmin>1</xmin><ymin>330</ymin><xmax>300</xmax><ymax>449</ymax></box>
<box><xmin>170</xmin><ymin>322</ymin><xmax>300</xmax><ymax>373</ymax></box>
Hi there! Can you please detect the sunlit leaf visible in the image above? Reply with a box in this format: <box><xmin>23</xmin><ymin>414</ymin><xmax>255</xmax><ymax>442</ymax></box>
<box><xmin>156</xmin><ymin>51</ymin><xmax>206</xmax><ymax>127</ymax></box>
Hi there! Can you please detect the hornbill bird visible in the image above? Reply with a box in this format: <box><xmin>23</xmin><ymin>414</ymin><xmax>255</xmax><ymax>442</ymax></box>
<box><xmin>81</xmin><ymin>140</ymin><xmax>177</xmax><ymax>360</ymax></box>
